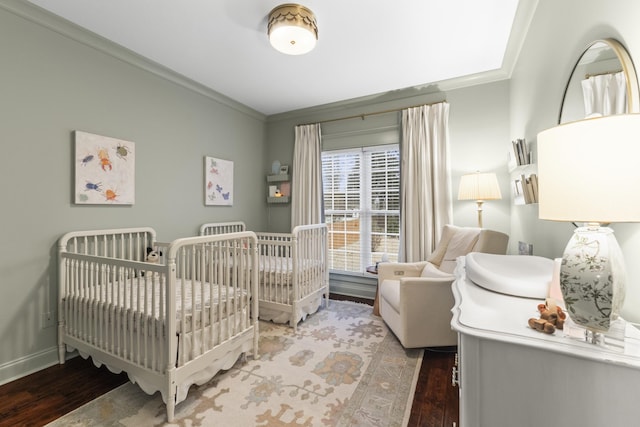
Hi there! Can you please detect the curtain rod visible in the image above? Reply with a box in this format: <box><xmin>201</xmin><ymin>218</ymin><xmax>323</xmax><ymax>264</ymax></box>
<box><xmin>585</xmin><ymin>69</ymin><xmax>622</xmax><ymax>79</ymax></box>
<box><xmin>299</xmin><ymin>99</ymin><xmax>446</xmax><ymax>126</ymax></box>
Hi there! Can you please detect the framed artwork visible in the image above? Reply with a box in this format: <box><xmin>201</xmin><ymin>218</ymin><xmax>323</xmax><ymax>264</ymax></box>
<box><xmin>205</xmin><ymin>156</ymin><xmax>233</xmax><ymax>206</ymax></box>
<box><xmin>74</xmin><ymin>131</ymin><xmax>135</xmax><ymax>204</ymax></box>
<box><xmin>279</xmin><ymin>165</ymin><xmax>289</xmax><ymax>174</ymax></box>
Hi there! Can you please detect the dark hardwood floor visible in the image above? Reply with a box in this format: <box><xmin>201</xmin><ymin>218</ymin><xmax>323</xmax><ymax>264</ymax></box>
<box><xmin>0</xmin><ymin>294</ymin><xmax>458</xmax><ymax>427</ymax></box>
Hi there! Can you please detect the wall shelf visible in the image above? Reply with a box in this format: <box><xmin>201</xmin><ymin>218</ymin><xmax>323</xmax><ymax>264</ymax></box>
<box><xmin>267</xmin><ymin>196</ymin><xmax>289</xmax><ymax>203</ymax></box>
<box><xmin>266</xmin><ymin>174</ymin><xmax>290</xmax><ymax>204</ymax></box>
<box><xmin>267</xmin><ymin>174</ymin><xmax>290</xmax><ymax>183</ymax></box>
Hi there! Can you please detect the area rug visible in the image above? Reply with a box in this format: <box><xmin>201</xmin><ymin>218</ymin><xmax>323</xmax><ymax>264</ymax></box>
<box><xmin>46</xmin><ymin>300</ymin><xmax>423</xmax><ymax>427</ymax></box>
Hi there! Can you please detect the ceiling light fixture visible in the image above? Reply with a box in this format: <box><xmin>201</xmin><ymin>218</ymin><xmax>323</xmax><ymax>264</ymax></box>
<box><xmin>267</xmin><ymin>3</ymin><xmax>318</xmax><ymax>55</ymax></box>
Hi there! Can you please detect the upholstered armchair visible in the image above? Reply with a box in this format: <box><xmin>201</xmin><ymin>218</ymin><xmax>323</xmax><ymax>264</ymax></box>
<box><xmin>376</xmin><ymin>225</ymin><xmax>509</xmax><ymax>348</ymax></box>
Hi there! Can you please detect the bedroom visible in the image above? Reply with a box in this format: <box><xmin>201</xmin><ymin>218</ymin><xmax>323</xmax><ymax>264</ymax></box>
<box><xmin>2</xmin><ymin>0</ymin><xmax>640</xmax><ymax>421</ymax></box>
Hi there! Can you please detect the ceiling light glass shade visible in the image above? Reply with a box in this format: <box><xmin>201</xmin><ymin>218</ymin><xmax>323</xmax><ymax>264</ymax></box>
<box><xmin>537</xmin><ymin>114</ymin><xmax>640</xmax><ymax>338</ymax></box>
<box><xmin>268</xmin><ymin>4</ymin><xmax>318</xmax><ymax>55</ymax></box>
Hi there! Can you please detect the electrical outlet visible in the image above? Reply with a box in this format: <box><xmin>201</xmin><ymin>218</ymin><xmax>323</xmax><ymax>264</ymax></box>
<box><xmin>41</xmin><ymin>312</ymin><xmax>55</xmax><ymax>329</ymax></box>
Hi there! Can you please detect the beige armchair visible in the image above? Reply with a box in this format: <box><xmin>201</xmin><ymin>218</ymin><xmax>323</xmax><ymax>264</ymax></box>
<box><xmin>376</xmin><ymin>225</ymin><xmax>509</xmax><ymax>348</ymax></box>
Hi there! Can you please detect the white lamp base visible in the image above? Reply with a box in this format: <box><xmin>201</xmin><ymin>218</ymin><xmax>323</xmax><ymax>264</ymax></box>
<box><xmin>560</xmin><ymin>225</ymin><xmax>626</xmax><ymax>334</ymax></box>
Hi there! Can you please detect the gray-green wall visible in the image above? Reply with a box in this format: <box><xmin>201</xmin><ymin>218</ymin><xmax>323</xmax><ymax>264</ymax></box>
<box><xmin>0</xmin><ymin>2</ymin><xmax>267</xmax><ymax>383</ymax></box>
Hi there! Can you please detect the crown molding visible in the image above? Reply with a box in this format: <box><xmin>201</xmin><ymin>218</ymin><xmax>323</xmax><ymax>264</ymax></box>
<box><xmin>500</xmin><ymin>0</ymin><xmax>540</xmax><ymax>78</ymax></box>
<box><xmin>266</xmin><ymin>67</ymin><xmax>510</xmax><ymax>125</ymax></box>
<box><xmin>1</xmin><ymin>0</ymin><xmax>266</xmax><ymax>122</ymax></box>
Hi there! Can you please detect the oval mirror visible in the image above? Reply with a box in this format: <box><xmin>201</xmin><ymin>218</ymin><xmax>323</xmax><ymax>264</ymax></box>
<box><xmin>558</xmin><ymin>38</ymin><xmax>639</xmax><ymax>124</ymax></box>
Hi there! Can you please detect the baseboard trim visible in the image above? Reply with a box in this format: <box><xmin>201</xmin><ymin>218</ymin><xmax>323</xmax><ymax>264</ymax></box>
<box><xmin>0</xmin><ymin>347</ymin><xmax>60</xmax><ymax>386</ymax></box>
<box><xmin>329</xmin><ymin>273</ymin><xmax>377</xmax><ymax>300</ymax></box>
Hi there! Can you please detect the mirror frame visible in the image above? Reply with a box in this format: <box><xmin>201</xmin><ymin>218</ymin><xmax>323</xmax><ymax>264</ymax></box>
<box><xmin>558</xmin><ymin>38</ymin><xmax>640</xmax><ymax>124</ymax></box>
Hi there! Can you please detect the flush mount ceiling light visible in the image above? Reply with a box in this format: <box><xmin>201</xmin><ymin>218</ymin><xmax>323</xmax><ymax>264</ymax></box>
<box><xmin>267</xmin><ymin>3</ymin><xmax>318</xmax><ymax>55</ymax></box>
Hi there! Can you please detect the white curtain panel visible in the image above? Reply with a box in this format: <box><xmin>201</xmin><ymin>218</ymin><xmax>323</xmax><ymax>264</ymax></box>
<box><xmin>581</xmin><ymin>71</ymin><xmax>627</xmax><ymax>118</ymax></box>
<box><xmin>291</xmin><ymin>123</ymin><xmax>323</xmax><ymax>227</ymax></box>
<box><xmin>400</xmin><ymin>102</ymin><xmax>452</xmax><ymax>262</ymax></box>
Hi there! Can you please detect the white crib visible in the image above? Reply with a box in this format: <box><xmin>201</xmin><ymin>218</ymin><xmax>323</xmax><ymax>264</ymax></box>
<box><xmin>57</xmin><ymin>227</ymin><xmax>259</xmax><ymax>421</ymax></box>
<box><xmin>200</xmin><ymin>222</ymin><xmax>329</xmax><ymax>331</ymax></box>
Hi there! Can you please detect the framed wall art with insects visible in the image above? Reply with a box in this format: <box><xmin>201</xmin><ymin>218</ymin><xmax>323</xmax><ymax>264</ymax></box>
<box><xmin>204</xmin><ymin>156</ymin><xmax>233</xmax><ymax>206</ymax></box>
<box><xmin>74</xmin><ymin>130</ymin><xmax>135</xmax><ymax>204</ymax></box>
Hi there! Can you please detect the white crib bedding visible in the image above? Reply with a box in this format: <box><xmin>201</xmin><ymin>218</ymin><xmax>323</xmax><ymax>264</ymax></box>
<box><xmin>257</xmin><ymin>255</ymin><xmax>323</xmax><ymax>271</ymax></box>
<box><xmin>256</xmin><ymin>256</ymin><xmax>324</xmax><ymax>304</ymax></box>
<box><xmin>63</xmin><ymin>277</ymin><xmax>248</xmax><ymax>336</ymax></box>
<box><xmin>256</xmin><ymin>255</ymin><xmax>324</xmax><ymax>285</ymax></box>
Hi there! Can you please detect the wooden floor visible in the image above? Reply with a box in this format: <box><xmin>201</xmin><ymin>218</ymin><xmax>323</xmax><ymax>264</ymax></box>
<box><xmin>0</xmin><ymin>295</ymin><xmax>458</xmax><ymax>427</ymax></box>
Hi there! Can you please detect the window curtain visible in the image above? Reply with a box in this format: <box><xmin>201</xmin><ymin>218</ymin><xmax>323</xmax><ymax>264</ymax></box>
<box><xmin>291</xmin><ymin>123</ymin><xmax>323</xmax><ymax>227</ymax></box>
<box><xmin>399</xmin><ymin>102</ymin><xmax>452</xmax><ymax>262</ymax></box>
<box><xmin>581</xmin><ymin>71</ymin><xmax>627</xmax><ymax>118</ymax></box>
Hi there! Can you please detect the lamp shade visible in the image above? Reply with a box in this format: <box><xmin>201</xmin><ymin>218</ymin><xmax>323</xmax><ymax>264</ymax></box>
<box><xmin>537</xmin><ymin>114</ymin><xmax>640</xmax><ymax>223</ymax></box>
<box><xmin>458</xmin><ymin>172</ymin><xmax>502</xmax><ymax>201</ymax></box>
<box><xmin>268</xmin><ymin>4</ymin><xmax>318</xmax><ymax>55</ymax></box>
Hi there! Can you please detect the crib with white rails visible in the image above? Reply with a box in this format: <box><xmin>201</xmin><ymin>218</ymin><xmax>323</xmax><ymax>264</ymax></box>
<box><xmin>199</xmin><ymin>222</ymin><xmax>329</xmax><ymax>331</ymax></box>
<box><xmin>57</xmin><ymin>227</ymin><xmax>259</xmax><ymax>421</ymax></box>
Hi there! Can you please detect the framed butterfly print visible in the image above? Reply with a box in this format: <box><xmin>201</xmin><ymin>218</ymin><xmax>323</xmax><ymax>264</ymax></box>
<box><xmin>204</xmin><ymin>156</ymin><xmax>233</xmax><ymax>206</ymax></box>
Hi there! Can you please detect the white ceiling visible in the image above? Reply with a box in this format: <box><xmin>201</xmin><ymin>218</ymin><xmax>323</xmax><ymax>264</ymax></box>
<box><xmin>26</xmin><ymin>0</ymin><xmax>531</xmax><ymax>116</ymax></box>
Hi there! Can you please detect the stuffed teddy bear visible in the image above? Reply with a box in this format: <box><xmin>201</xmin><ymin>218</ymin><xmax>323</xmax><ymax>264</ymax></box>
<box><xmin>528</xmin><ymin>298</ymin><xmax>566</xmax><ymax>334</ymax></box>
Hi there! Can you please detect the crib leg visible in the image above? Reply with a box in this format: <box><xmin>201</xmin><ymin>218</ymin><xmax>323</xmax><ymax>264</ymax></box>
<box><xmin>166</xmin><ymin>374</ymin><xmax>177</xmax><ymax>422</ymax></box>
<box><xmin>167</xmin><ymin>396</ymin><xmax>175</xmax><ymax>422</ymax></box>
<box><xmin>57</xmin><ymin>324</ymin><xmax>66</xmax><ymax>364</ymax></box>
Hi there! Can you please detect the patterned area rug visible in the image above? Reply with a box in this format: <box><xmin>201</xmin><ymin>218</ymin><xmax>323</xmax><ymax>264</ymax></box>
<box><xmin>46</xmin><ymin>301</ymin><xmax>423</xmax><ymax>427</ymax></box>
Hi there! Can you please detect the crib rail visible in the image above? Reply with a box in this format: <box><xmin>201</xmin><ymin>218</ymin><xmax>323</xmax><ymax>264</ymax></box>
<box><xmin>291</xmin><ymin>224</ymin><xmax>329</xmax><ymax>305</ymax></box>
<box><xmin>256</xmin><ymin>232</ymin><xmax>294</xmax><ymax>303</ymax></box>
<box><xmin>199</xmin><ymin>221</ymin><xmax>246</xmax><ymax>236</ymax></box>
<box><xmin>59</xmin><ymin>254</ymin><xmax>169</xmax><ymax>372</ymax></box>
<box><xmin>59</xmin><ymin>227</ymin><xmax>156</xmax><ymax>261</ymax></box>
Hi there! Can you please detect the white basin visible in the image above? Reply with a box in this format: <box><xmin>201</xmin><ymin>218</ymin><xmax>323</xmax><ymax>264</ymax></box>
<box><xmin>465</xmin><ymin>252</ymin><xmax>553</xmax><ymax>299</ymax></box>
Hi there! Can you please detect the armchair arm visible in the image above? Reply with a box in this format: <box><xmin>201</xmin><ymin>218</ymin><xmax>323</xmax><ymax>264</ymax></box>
<box><xmin>377</xmin><ymin>261</ymin><xmax>429</xmax><ymax>283</ymax></box>
<box><xmin>373</xmin><ymin>261</ymin><xmax>428</xmax><ymax>316</ymax></box>
<box><xmin>395</xmin><ymin>276</ymin><xmax>457</xmax><ymax>347</ymax></box>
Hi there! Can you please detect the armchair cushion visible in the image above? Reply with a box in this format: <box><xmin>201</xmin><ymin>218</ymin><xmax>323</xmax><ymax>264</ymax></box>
<box><xmin>420</xmin><ymin>262</ymin><xmax>455</xmax><ymax>278</ymax></box>
<box><xmin>440</xmin><ymin>227</ymin><xmax>481</xmax><ymax>273</ymax></box>
<box><xmin>426</xmin><ymin>224</ymin><xmax>457</xmax><ymax>267</ymax></box>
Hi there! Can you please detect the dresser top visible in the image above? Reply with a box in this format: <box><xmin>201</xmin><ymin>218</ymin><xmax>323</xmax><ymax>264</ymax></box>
<box><xmin>451</xmin><ymin>256</ymin><xmax>640</xmax><ymax>369</ymax></box>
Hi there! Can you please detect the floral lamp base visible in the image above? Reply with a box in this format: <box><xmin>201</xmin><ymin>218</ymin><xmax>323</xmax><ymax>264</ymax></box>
<box><xmin>560</xmin><ymin>226</ymin><xmax>626</xmax><ymax>335</ymax></box>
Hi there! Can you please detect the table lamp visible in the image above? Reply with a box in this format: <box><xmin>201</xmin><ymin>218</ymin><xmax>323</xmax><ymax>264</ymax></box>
<box><xmin>537</xmin><ymin>114</ymin><xmax>640</xmax><ymax>341</ymax></box>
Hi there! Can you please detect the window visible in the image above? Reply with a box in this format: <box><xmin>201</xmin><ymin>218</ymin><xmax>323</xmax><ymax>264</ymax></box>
<box><xmin>322</xmin><ymin>145</ymin><xmax>400</xmax><ymax>273</ymax></box>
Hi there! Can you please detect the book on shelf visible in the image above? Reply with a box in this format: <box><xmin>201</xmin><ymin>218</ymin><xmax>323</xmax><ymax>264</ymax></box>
<box><xmin>529</xmin><ymin>174</ymin><xmax>539</xmax><ymax>203</ymax></box>
<box><xmin>512</xmin><ymin>138</ymin><xmax>530</xmax><ymax>166</ymax></box>
<box><xmin>521</xmin><ymin>174</ymin><xmax>531</xmax><ymax>204</ymax></box>
<box><xmin>520</xmin><ymin>173</ymin><xmax>539</xmax><ymax>204</ymax></box>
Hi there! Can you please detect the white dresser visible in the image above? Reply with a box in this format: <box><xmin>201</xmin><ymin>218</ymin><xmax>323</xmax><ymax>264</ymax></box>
<box><xmin>451</xmin><ymin>257</ymin><xmax>640</xmax><ymax>427</ymax></box>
